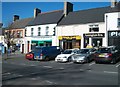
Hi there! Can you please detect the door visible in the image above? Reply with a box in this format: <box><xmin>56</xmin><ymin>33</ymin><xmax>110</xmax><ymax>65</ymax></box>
<box><xmin>92</xmin><ymin>38</ymin><xmax>102</xmax><ymax>47</ymax></box>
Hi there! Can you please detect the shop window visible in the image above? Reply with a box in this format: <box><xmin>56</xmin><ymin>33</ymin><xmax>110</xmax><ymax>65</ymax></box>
<box><xmin>118</xmin><ymin>18</ymin><xmax>120</xmax><ymax>27</ymax></box>
<box><xmin>89</xmin><ymin>24</ymin><xmax>99</xmax><ymax>32</ymax></box>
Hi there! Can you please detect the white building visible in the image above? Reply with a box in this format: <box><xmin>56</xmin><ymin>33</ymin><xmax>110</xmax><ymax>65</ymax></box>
<box><xmin>24</xmin><ymin>8</ymin><xmax>64</xmax><ymax>53</ymax></box>
<box><xmin>55</xmin><ymin>1</ymin><xmax>120</xmax><ymax>50</ymax></box>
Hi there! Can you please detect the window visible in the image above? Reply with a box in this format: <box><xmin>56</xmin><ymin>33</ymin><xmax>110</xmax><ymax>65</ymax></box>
<box><xmin>38</xmin><ymin>27</ymin><xmax>41</xmax><ymax>36</ymax></box>
<box><xmin>46</xmin><ymin>26</ymin><xmax>49</xmax><ymax>35</ymax></box>
<box><xmin>89</xmin><ymin>24</ymin><xmax>99</xmax><ymax>32</ymax></box>
<box><xmin>118</xmin><ymin>18</ymin><xmax>120</xmax><ymax>27</ymax></box>
<box><xmin>25</xmin><ymin>29</ymin><xmax>27</xmax><ymax>36</ymax></box>
<box><xmin>53</xmin><ymin>27</ymin><xmax>55</xmax><ymax>36</ymax></box>
<box><xmin>31</xmin><ymin>28</ymin><xmax>34</xmax><ymax>36</ymax></box>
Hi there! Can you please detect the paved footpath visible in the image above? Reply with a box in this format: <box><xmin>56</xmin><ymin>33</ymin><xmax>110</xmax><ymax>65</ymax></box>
<box><xmin>2</xmin><ymin>52</ymin><xmax>25</xmax><ymax>60</ymax></box>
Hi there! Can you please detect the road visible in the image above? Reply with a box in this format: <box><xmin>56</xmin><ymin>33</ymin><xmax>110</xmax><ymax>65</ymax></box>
<box><xmin>1</xmin><ymin>53</ymin><xmax>120</xmax><ymax>86</ymax></box>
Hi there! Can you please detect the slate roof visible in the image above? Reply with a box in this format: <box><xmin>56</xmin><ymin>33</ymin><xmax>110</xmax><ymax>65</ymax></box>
<box><xmin>9</xmin><ymin>18</ymin><xmax>33</xmax><ymax>29</ymax></box>
<box><xmin>27</xmin><ymin>10</ymin><xmax>64</xmax><ymax>26</ymax></box>
<box><xmin>58</xmin><ymin>3</ymin><xmax>120</xmax><ymax>26</ymax></box>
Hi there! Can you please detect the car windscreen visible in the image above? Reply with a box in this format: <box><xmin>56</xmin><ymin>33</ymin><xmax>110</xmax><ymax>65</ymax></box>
<box><xmin>97</xmin><ymin>48</ymin><xmax>111</xmax><ymax>53</ymax></box>
<box><xmin>32</xmin><ymin>48</ymin><xmax>42</xmax><ymax>52</ymax></box>
<box><xmin>63</xmin><ymin>50</ymin><xmax>72</xmax><ymax>54</ymax></box>
<box><xmin>78</xmin><ymin>49</ymin><xmax>89</xmax><ymax>54</ymax></box>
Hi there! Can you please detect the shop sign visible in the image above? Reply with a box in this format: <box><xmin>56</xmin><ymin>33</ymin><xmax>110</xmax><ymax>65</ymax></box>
<box><xmin>109</xmin><ymin>31</ymin><xmax>120</xmax><ymax>37</ymax></box>
<box><xmin>58</xmin><ymin>36</ymin><xmax>81</xmax><ymax>40</ymax></box>
<box><xmin>84</xmin><ymin>33</ymin><xmax>105</xmax><ymax>37</ymax></box>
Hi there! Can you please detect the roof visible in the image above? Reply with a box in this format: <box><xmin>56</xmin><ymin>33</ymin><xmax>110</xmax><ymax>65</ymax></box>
<box><xmin>58</xmin><ymin>4</ymin><xmax>120</xmax><ymax>26</ymax></box>
<box><xmin>9</xmin><ymin>18</ymin><xmax>33</xmax><ymax>29</ymax></box>
<box><xmin>27</xmin><ymin>10</ymin><xmax>64</xmax><ymax>26</ymax></box>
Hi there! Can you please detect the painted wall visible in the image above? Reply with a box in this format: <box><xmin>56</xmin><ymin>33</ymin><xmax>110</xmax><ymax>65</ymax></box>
<box><xmin>105</xmin><ymin>12</ymin><xmax>120</xmax><ymax>31</ymax></box>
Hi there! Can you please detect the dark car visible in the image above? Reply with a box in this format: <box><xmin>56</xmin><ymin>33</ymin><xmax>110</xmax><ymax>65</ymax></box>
<box><xmin>94</xmin><ymin>46</ymin><xmax>120</xmax><ymax>64</ymax></box>
<box><xmin>28</xmin><ymin>46</ymin><xmax>62</xmax><ymax>61</ymax></box>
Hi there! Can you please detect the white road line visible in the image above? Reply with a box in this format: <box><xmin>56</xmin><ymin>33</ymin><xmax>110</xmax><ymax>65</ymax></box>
<box><xmin>89</xmin><ymin>62</ymin><xmax>95</xmax><ymax>66</ymax></box>
<box><xmin>45</xmin><ymin>80</ymin><xmax>53</xmax><ymax>84</ymax></box>
<box><xmin>2</xmin><ymin>72</ymin><xmax>11</xmax><ymax>75</ymax></box>
<box><xmin>116</xmin><ymin>63</ymin><xmax>120</xmax><ymax>68</ymax></box>
<box><xmin>59</xmin><ymin>67</ymin><xmax>64</xmax><ymax>70</ymax></box>
<box><xmin>104</xmin><ymin>71</ymin><xmax>118</xmax><ymax>74</ymax></box>
<box><xmin>43</xmin><ymin>66</ymin><xmax>52</xmax><ymax>68</ymax></box>
<box><xmin>30</xmin><ymin>64</ymin><xmax>36</xmax><ymax>66</ymax></box>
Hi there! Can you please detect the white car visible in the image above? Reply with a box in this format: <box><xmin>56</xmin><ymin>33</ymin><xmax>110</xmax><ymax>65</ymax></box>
<box><xmin>55</xmin><ymin>49</ymin><xmax>78</xmax><ymax>62</ymax></box>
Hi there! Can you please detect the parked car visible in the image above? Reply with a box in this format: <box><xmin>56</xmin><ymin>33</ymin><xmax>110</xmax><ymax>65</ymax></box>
<box><xmin>94</xmin><ymin>46</ymin><xmax>120</xmax><ymax>64</ymax></box>
<box><xmin>25</xmin><ymin>52</ymin><xmax>34</xmax><ymax>60</ymax></box>
<box><xmin>72</xmin><ymin>48</ymin><xmax>96</xmax><ymax>63</ymax></box>
<box><xmin>55</xmin><ymin>49</ymin><xmax>79</xmax><ymax>62</ymax></box>
<box><xmin>30</xmin><ymin>46</ymin><xmax>62</xmax><ymax>61</ymax></box>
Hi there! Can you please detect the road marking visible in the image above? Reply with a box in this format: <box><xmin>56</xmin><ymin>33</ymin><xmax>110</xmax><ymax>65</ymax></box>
<box><xmin>18</xmin><ymin>74</ymin><xmax>23</xmax><ymax>77</ymax></box>
<box><xmin>2</xmin><ymin>72</ymin><xmax>11</xmax><ymax>75</ymax></box>
<box><xmin>59</xmin><ymin>67</ymin><xmax>64</xmax><ymax>70</ymax></box>
<box><xmin>30</xmin><ymin>64</ymin><xmax>36</xmax><ymax>66</ymax></box>
<box><xmin>45</xmin><ymin>80</ymin><xmax>53</xmax><ymax>84</ymax></box>
<box><xmin>116</xmin><ymin>63</ymin><xmax>120</xmax><ymax>68</ymax></box>
<box><xmin>43</xmin><ymin>66</ymin><xmax>52</xmax><ymax>68</ymax></box>
<box><xmin>104</xmin><ymin>71</ymin><xmax>118</xmax><ymax>74</ymax></box>
<box><xmin>89</xmin><ymin>62</ymin><xmax>95</xmax><ymax>66</ymax></box>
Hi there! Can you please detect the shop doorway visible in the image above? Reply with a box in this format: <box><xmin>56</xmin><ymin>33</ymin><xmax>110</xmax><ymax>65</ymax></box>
<box><xmin>92</xmin><ymin>38</ymin><xmax>102</xmax><ymax>47</ymax></box>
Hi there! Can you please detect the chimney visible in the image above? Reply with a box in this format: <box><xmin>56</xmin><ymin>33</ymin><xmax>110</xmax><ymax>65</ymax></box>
<box><xmin>13</xmin><ymin>15</ymin><xmax>19</xmax><ymax>21</ymax></box>
<box><xmin>34</xmin><ymin>8</ymin><xmax>41</xmax><ymax>18</ymax></box>
<box><xmin>111</xmin><ymin>0</ymin><xmax>117</xmax><ymax>8</ymax></box>
<box><xmin>64</xmin><ymin>2</ymin><xmax>73</xmax><ymax>17</ymax></box>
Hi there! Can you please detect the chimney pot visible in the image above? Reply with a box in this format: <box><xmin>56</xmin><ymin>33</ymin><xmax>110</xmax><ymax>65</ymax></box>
<box><xmin>34</xmin><ymin>8</ymin><xmax>41</xmax><ymax>18</ymax></box>
<box><xmin>111</xmin><ymin>0</ymin><xmax>117</xmax><ymax>8</ymax></box>
<box><xmin>13</xmin><ymin>15</ymin><xmax>19</xmax><ymax>21</ymax></box>
<box><xmin>64</xmin><ymin>2</ymin><xmax>73</xmax><ymax>17</ymax></box>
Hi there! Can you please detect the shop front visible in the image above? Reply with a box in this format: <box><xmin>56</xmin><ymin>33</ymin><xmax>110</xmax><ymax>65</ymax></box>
<box><xmin>31</xmin><ymin>40</ymin><xmax>52</xmax><ymax>50</ymax></box>
<box><xmin>58</xmin><ymin>36</ymin><xmax>81</xmax><ymax>50</ymax></box>
<box><xmin>83</xmin><ymin>33</ymin><xmax>105</xmax><ymax>48</ymax></box>
<box><xmin>108</xmin><ymin>30</ymin><xmax>120</xmax><ymax>50</ymax></box>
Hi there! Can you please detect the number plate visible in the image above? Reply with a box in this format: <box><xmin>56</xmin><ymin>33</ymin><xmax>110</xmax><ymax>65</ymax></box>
<box><xmin>99</xmin><ymin>55</ymin><xmax>105</xmax><ymax>57</ymax></box>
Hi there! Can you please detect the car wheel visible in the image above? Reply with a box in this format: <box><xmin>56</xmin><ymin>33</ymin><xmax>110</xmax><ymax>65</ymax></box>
<box><xmin>111</xmin><ymin>58</ymin><xmax>116</xmax><ymax>64</ymax></box>
<box><xmin>95</xmin><ymin>61</ymin><xmax>99</xmax><ymax>64</ymax></box>
<box><xmin>45</xmin><ymin>56</ymin><xmax>50</xmax><ymax>61</ymax></box>
<box><xmin>68</xmin><ymin>57</ymin><xmax>72</xmax><ymax>62</ymax></box>
<box><xmin>86</xmin><ymin>58</ymin><xmax>90</xmax><ymax>63</ymax></box>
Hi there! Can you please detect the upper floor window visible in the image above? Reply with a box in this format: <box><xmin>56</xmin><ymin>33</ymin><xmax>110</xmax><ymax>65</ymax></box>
<box><xmin>89</xmin><ymin>24</ymin><xmax>99</xmax><ymax>32</ymax></box>
<box><xmin>46</xmin><ymin>26</ymin><xmax>49</xmax><ymax>35</ymax></box>
<box><xmin>118</xmin><ymin>18</ymin><xmax>120</xmax><ymax>27</ymax></box>
<box><xmin>25</xmin><ymin>29</ymin><xmax>27</xmax><ymax>37</ymax></box>
<box><xmin>38</xmin><ymin>27</ymin><xmax>41</xmax><ymax>36</ymax></box>
<box><xmin>31</xmin><ymin>28</ymin><xmax>34</xmax><ymax>36</ymax></box>
<box><xmin>53</xmin><ymin>27</ymin><xmax>56</xmax><ymax>36</ymax></box>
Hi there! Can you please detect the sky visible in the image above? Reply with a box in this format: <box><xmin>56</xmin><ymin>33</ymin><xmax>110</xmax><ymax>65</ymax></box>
<box><xmin>1</xmin><ymin>2</ymin><xmax>112</xmax><ymax>27</ymax></box>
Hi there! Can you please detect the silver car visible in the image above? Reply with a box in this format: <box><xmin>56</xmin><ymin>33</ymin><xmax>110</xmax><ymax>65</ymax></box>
<box><xmin>72</xmin><ymin>48</ymin><xmax>96</xmax><ymax>63</ymax></box>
